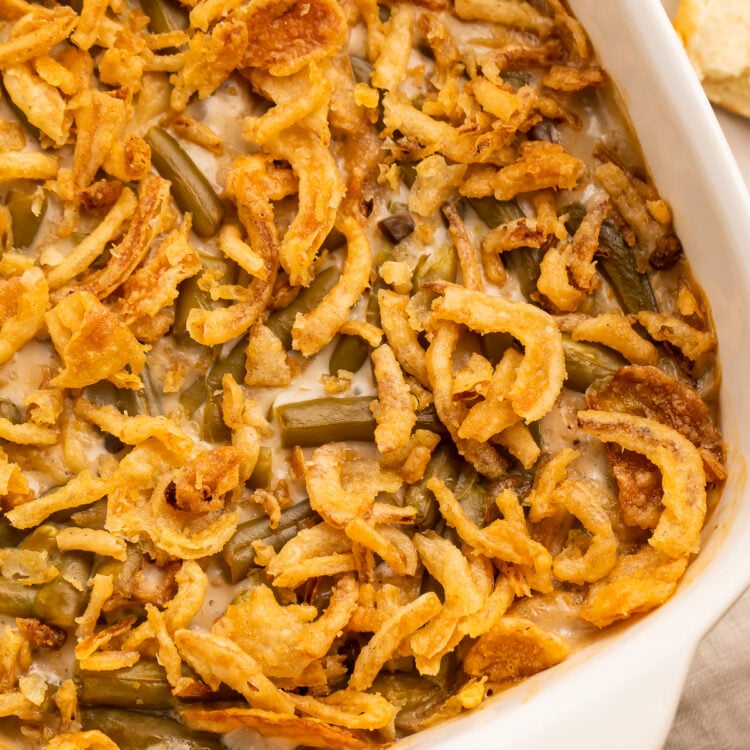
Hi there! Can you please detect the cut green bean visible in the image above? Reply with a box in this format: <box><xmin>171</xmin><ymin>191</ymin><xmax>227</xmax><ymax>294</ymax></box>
<box><xmin>34</xmin><ymin>551</ymin><xmax>92</xmax><ymax>628</ymax></box>
<box><xmin>77</xmin><ymin>661</ymin><xmax>175</xmax><ymax>710</ymax></box>
<box><xmin>0</xmin><ymin>517</ymin><xmax>25</xmax><ymax>548</ymax></box>
<box><xmin>173</xmin><ymin>256</ymin><xmax>238</xmax><ymax>341</ymax></box>
<box><xmin>116</xmin><ymin>363</ymin><xmax>161</xmax><ymax>417</ymax></box>
<box><xmin>139</xmin><ymin>0</ymin><xmax>188</xmax><ymax>34</ymax></box>
<box><xmin>82</xmin><ymin>708</ymin><xmax>223</xmax><ymax>750</ymax></box>
<box><xmin>404</xmin><ymin>443</ymin><xmax>461</xmax><ymax>531</ymax></box>
<box><xmin>0</xmin><ymin>398</ymin><xmax>22</xmax><ymax>424</ymax></box>
<box><xmin>467</xmin><ymin>196</ymin><xmax>524</xmax><ymax>227</ymax></box>
<box><xmin>563</xmin><ymin>202</ymin><xmax>658</xmax><ymax>314</ymax></box>
<box><xmin>275</xmin><ymin>396</ymin><xmax>444</xmax><ymax>448</ymax></box>
<box><xmin>6</xmin><ymin>188</ymin><xmax>47</xmax><ymax>249</ymax></box>
<box><xmin>81</xmin><ymin>381</ymin><xmax>119</xmax><ymax>408</ymax></box>
<box><xmin>145</xmin><ymin>126</ymin><xmax>225</xmax><ymax>238</ymax></box>
<box><xmin>370</xmin><ymin>673</ymin><xmax>447</xmax><ymax>735</ymax></box>
<box><xmin>412</xmin><ymin>243</ymin><xmax>458</xmax><ymax>292</ymax></box>
<box><xmin>562</xmin><ymin>334</ymin><xmax>627</xmax><ymax>392</ymax></box>
<box><xmin>328</xmin><ymin>280</ymin><xmax>382</xmax><ymax>375</ymax></box>
<box><xmin>221</xmin><ymin>500</ymin><xmax>317</xmax><ymax>583</ymax></box>
<box><xmin>247</xmin><ymin>446</ymin><xmax>273</xmax><ymax>490</ymax></box>
<box><xmin>0</xmin><ymin>578</ymin><xmax>37</xmax><ymax>618</ymax></box>
<box><xmin>201</xmin><ymin>336</ymin><xmax>247</xmax><ymax>443</ymax></box>
<box><xmin>265</xmin><ymin>265</ymin><xmax>339</xmax><ymax>350</ymax></box>
<box><xmin>350</xmin><ymin>56</ymin><xmax>374</xmax><ymax>85</ymax></box>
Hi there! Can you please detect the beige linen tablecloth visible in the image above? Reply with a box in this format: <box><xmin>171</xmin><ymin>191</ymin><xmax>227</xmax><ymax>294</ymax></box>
<box><xmin>662</xmin><ymin>107</ymin><xmax>750</xmax><ymax>749</ymax></box>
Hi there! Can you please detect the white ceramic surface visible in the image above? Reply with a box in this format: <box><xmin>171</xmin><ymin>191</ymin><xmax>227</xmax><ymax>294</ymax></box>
<box><xmin>397</xmin><ymin>2</ymin><xmax>750</xmax><ymax>748</ymax></box>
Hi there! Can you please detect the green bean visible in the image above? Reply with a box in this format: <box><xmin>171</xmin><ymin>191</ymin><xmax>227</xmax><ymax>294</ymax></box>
<box><xmin>369</xmin><ymin>673</ymin><xmax>447</xmax><ymax>735</ymax></box>
<box><xmin>6</xmin><ymin>188</ymin><xmax>47</xmax><ymax>249</ymax></box>
<box><xmin>116</xmin><ymin>363</ymin><xmax>161</xmax><ymax>417</ymax></box>
<box><xmin>0</xmin><ymin>578</ymin><xmax>37</xmax><ymax>618</ymax></box>
<box><xmin>173</xmin><ymin>256</ymin><xmax>238</xmax><ymax>341</ymax></box>
<box><xmin>202</xmin><ymin>335</ymin><xmax>247</xmax><ymax>443</ymax></box>
<box><xmin>179</xmin><ymin>375</ymin><xmax>208</xmax><ymax>417</ymax></box>
<box><xmin>404</xmin><ymin>443</ymin><xmax>461</xmax><ymax>531</ymax></box>
<box><xmin>82</xmin><ymin>380</ymin><xmax>119</xmax><ymax>408</ymax></box>
<box><xmin>77</xmin><ymin>661</ymin><xmax>174</xmax><ymax>710</ymax></box>
<box><xmin>34</xmin><ymin>551</ymin><xmax>92</xmax><ymax>628</ymax></box>
<box><xmin>0</xmin><ymin>398</ymin><xmax>22</xmax><ymax>424</ymax></box>
<box><xmin>275</xmin><ymin>395</ymin><xmax>445</xmax><ymax>448</ymax></box>
<box><xmin>139</xmin><ymin>0</ymin><xmax>188</xmax><ymax>34</ymax></box>
<box><xmin>328</xmin><ymin>333</ymin><xmax>370</xmax><ymax>376</ymax></box>
<box><xmin>247</xmin><ymin>446</ymin><xmax>273</xmax><ymax>490</ymax></box>
<box><xmin>505</xmin><ymin>246</ymin><xmax>543</xmax><ymax>301</ymax></box>
<box><xmin>19</xmin><ymin>524</ymin><xmax>59</xmax><ymax>555</ymax></box>
<box><xmin>399</xmin><ymin>162</ymin><xmax>417</xmax><ymax>189</ymax></box>
<box><xmin>70</xmin><ymin>499</ymin><xmax>108</xmax><ymax>530</ymax></box>
<box><xmin>350</xmin><ymin>56</ymin><xmax>374</xmax><ymax>85</ymax></box>
<box><xmin>265</xmin><ymin>265</ymin><xmax>339</xmax><ymax>350</ymax></box>
<box><xmin>412</xmin><ymin>243</ymin><xmax>458</xmax><ymax>292</ymax></box>
<box><xmin>0</xmin><ymin>517</ymin><xmax>25</xmax><ymax>548</ymax></box>
<box><xmin>563</xmin><ymin>202</ymin><xmax>658</xmax><ymax>314</ymax></box>
<box><xmin>82</xmin><ymin>707</ymin><xmax>223</xmax><ymax>750</ymax></box>
<box><xmin>467</xmin><ymin>197</ymin><xmax>542</xmax><ymax>299</ymax></box>
<box><xmin>221</xmin><ymin>500</ymin><xmax>317</xmax><ymax>583</ymax></box>
<box><xmin>467</xmin><ymin>196</ymin><xmax>524</xmax><ymax>228</ymax></box>
<box><xmin>328</xmin><ymin>280</ymin><xmax>383</xmax><ymax>375</ymax></box>
<box><xmin>480</xmin><ymin>332</ymin><xmax>515</xmax><ymax>363</ymax></box>
<box><xmin>0</xmin><ymin>77</ymin><xmax>40</xmax><ymax>140</ymax></box>
<box><xmin>562</xmin><ymin>334</ymin><xmax>627</xmax><ymax>392</ymax></box>
<box><xmin>144</xmin><ymin>127</ymin><xmax>225</xmax><ymax>238</ymax></box>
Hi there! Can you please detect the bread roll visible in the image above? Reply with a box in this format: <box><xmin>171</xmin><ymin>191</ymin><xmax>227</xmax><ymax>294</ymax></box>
<box><xmin>674</xmin><ymin>0</ymin><xmax>750</xmax><ymax>118</ymax></box>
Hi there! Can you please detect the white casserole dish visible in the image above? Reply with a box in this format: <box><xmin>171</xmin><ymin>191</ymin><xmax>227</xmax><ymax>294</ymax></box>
<box><xmin>397</xmin><ymin>2</ymin><xmax>750</xmax><ymax>748</ymax></box>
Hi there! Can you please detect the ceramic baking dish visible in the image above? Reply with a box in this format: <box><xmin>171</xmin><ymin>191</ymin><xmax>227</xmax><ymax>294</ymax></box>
<box><xmin>397</xmin><ymin>2</ymin><xmax>750</xmax><ymax>748</ymax></box>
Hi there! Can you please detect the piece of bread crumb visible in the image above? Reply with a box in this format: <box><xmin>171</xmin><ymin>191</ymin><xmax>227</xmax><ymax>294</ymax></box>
<box><xmin>674</xmin><ymin>0</ymin><xmax>750</xmax><ymax>118</ymax></box>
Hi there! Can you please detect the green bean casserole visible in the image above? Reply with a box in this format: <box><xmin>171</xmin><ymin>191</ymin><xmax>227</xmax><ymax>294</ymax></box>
<box><xmin>0</xmin><ymin>0</ymin><xmax>725</xmax><ymax>747</ymax></box>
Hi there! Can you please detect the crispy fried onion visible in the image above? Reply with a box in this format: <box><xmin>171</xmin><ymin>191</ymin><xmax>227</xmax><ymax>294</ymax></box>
<box><xmin>595</xmin><ymin>162</ymin><xmax>672</xmax><ymax>273</ymax></box>
<box><xmin>527</xmin><ymin>454</ymin><xmax>617</xmax><ymax>584</ymax></box>
<box><xmin>181</xmin><ymin>706</ymin><xmax>369</xmax><ymax>750</ymax></box>
<box><xmin>578</xmin><ymin>409</ymin><xmax>707</xmax><ymax>558</ymax></box>
<box><xmin>46</xmin><ymin>291</ymin><xmax>149</xmax><ymax>390</ymax></box>
<box><xmin>431</xmin><ymin>283</ymin><xmax>565</xmax><ymax>422</ymax></box>
<box><xmin>6</xmin><ymin>470</ymin><xmax>110</xmax><ymax>529</ymax></box>
<box><xmin>453</xmin><ymin>0</ymin><xmax>554</xmax><ymax>34</ymax></box>
<box><xmin>637</xmin><ymin>311</ymin><xmax>716</xmax><ymax>362</ymax></box>
<box><xmin>0</xmin><ymin>267</ymin><xmax>48</xmax><ymax>365</ymax></box>
<box><xmin>175</xmin><ymin>629</ymin><xmax>295</xmax><ymax>714</ymax></box>
<box><xmin>428</xmin><ymin>477</ymin><xmax>553</xmax><ymax>585</ymax></box>
<box><xmin>586</xmin><ymin>365</ymin><xmax>725</xmax><ymax>529</ymax></box>
<box><xmin>213</xmin><ymin>575</ymin><xmax>358</xmax><ymax>681</ymax></box>
<box><xmin>187</xmin><ymin>155</ymin><xmax>279</xmax><ymax>345</ymax></box>
<box><xmin>73</xmin><ymin>398</ymin><xmax>194</xmax><ymax>455</ymax></box>
<box><xmin>66</xmin><ymin>175</ymin><xmax>174</xmax><ymax>300</ymax></box>
<box><xmin>45</xmin><ymin>188</ymin><xmax>138</xmax><ymax>291</ymax></box>
<box><xmin>370</xmin><ymin>343</ymin><xmax>417</xmax><ymax>454</ymax></box>
<box><xmin>120</xmin><ymin>216</ymin><xmax>201</xmax><ymax>339</ymax></box>
<box><xmin>170</xmin><ymin>17</ymin><xmax>248</xmax><ymax>111</ymax></box>
<box><xmin>458</xmin><ymin>347</ymin><xmax>523</xmax><ymax>442</ymax></box>
<box><xmin>268</xmin><ymin>127</ymin><xmax>345</xmax><ymax>288</ymax></box>
<box><xmin>580</xmin><ymin>544</ymin><xmax>689</xmax><ymax>628</ymax></box>
<box><xmin>237</xmin><ymin>0</ymin><xmax>347</xmax><ymax>76</ymax></box>
<box><xmin>461</xmin><ymin>141</ymin><xmax>585</xmax><ymax>201</ymax></box>
<box><xmin>292</xmin><ymin>216</ymin><xmax>371</xmax><ymax>356</ymax></box>
<box><xmin>304</xmin><ymin>443</ymin><xmax>403</xmax><ymax>527</ymax></box>
<box><xmin>44</xmin><ymin>730</ymin><xmax>120</xmax><ymax>750</ymax></box>
<box><xmin>572</xmin><ymin>313</ymin><xmax>658</xmax><ymax>365</ymax></box>
<box><xmin>290</xmin><ymin>689</ymin><xmax>397</xmax><ymax>730</ymax></box>
<box><xmin>265</xmin><ymin>522</ymin><xmax>355</xmax><ymax>588</ymax></box>
<box><xmin>378</xmin><ymin>289</ymin><xmax>430</xmax><ymax>386</ymax></box>
<box><xmin>463</xmin><ymin>616</ymin><xmax>570</xmax><ymax>681</ymax></box>
<box><xmin>243</xmin><ymin>62</ymin><xmax>333</xmax><ymax>146</ymax></box>
<box><xmin>349</xmin><ymin>592</ymin><xmax>442</xmax><ymax>690</ymax></box>
<box><xmin>410</xmin><ymin>532</ymin><xmax>487</xmax><ymax>673</ymax></box>
<box><xmin>425</xmin><ymin>321</ymin><xmax>507</xmax><ymax>478</ymax></box>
